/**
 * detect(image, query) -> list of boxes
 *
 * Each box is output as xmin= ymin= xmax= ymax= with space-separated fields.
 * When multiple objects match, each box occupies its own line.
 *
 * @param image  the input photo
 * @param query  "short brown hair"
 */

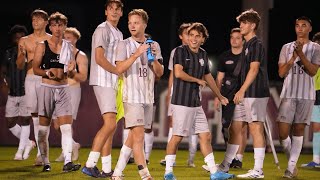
xmin=178 ymin=22 xmax=192 ymax=36
xmin=49 ymin=12 xmax=68 ymax=26
xmin=105 ymin=0 xmax=123 ymax=10
xmin=236 ymin=8 xmax=260 ymax=30
xmin=31 ymin=9 xmax=49 ymax=21
xmin=187 ymin=22 xmax=209 ymax=42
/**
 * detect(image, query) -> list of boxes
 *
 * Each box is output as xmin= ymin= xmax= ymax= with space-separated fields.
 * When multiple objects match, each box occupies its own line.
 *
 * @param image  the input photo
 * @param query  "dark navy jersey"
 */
xmin=40 ymin=40 xmax=64 ymax=70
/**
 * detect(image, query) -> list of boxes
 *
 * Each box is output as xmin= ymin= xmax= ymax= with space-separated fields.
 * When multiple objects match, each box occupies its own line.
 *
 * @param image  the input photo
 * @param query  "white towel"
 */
xmin=60 ymin=39 xmax=73 ymax=72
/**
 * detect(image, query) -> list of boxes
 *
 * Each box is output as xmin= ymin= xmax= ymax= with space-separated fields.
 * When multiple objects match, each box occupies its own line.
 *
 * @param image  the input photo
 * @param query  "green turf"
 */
xmin=0 ymin=147 xmax=318 ymax=179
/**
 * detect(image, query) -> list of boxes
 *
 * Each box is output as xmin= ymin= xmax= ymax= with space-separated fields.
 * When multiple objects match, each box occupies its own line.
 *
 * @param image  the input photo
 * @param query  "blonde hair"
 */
xmin=65 ymin=27 xmax=81 ymax=40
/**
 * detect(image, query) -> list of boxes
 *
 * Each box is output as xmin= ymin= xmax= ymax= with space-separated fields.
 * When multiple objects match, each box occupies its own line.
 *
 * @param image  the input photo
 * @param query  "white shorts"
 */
xmin=5 ymin=95 xmax=30 ymax=117
xmin=171 ymin=104 xmax=209 ymax=137
xmin=25 ymin=74 xmax=41 ymax=114
xmin=124 ymin=103 xmax=153 ymax=129
xmin=70 ymin=86 xmax=81 ymax=120
xmin=93 ymin=86 xmax=117 ymax=114
xmin=277 ymin=98 xmax=314 ymax=125
xmin=233 ymin=97 xmax=269 ymax=123
xmin=38 ymin=84 xmax=72 ymax=119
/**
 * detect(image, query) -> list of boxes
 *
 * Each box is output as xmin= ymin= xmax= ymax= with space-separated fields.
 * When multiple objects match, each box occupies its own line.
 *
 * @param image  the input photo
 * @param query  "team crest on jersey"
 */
xmin=199 ymin=58 xmax=204 ymax=66
xmin=245 ymin=48 xmax=248 ymax=56
xmin=226 ymin=60 xmax=234 ymax=64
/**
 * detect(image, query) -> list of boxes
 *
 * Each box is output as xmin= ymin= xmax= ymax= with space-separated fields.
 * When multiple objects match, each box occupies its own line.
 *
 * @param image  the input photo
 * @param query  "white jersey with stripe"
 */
xmin=116 ymin=37 xmax=162 ymax=104
xmin=89 ymin=21 xmax=123 ymax=89
xmin=279 ymin=41 xmax=320 ymax=100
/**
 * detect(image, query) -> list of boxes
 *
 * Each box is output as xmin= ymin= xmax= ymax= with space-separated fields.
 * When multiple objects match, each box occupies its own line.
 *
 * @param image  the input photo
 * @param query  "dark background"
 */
xmin=0 ymin=0 xmax=319 ymax=81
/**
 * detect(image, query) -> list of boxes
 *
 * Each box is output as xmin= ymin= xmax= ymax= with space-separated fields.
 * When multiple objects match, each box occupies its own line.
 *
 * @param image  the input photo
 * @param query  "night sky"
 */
xmin=1 ymin=0 xmax=318 ymax=81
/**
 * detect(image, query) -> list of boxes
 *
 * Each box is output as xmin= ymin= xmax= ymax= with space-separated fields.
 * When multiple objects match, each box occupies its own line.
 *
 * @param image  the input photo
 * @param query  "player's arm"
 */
xmin=295 ymin=42 xmax=319 ymax=76
xmin=204 ymin=73 xmax=228 ymax=106
xmin=116 ymin=42 xmax=149 ymax=74
xmin=32 ymin=42 xmax=47 ymax=77
xmin=16 ymin=38 xmax=26 ymax=70
xmin=174 ymin=64 xmax=206 ymax=86
xmin=95 ymin=46 xmax=119 ymax=75
xmin=68 ymin=51 xmax=88 ymax=82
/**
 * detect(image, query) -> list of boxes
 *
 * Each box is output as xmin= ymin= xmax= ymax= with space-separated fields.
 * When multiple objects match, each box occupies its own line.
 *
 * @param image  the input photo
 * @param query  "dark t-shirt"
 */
xmin=171 ymin=45 xmax=210 ymax=107
xmin=217 ymin=49 xmax=240 ymax=100
xmin=3 ymin=46 xmax=26 ymax=96
xmin=239 ymin=36 xmax=270 ymax=98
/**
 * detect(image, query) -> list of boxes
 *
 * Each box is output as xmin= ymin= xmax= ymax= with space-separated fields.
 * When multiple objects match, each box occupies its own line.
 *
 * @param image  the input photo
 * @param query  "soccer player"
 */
xmin=277 ymin=16 xmax=320 ymax=178
xmin=160 ymin=22 xmax=199 ymax=168
xmin=16 ymin=9 xmax=51 ymax=166
xmin=112 ymin=9 xmax=163 ymax=180
xmin=32 ymin=11 xmax=81 ymax=172
xmin=218 ymin=9 xmax=270 ymax=179
xmin=163 ymin=22 xmax=233 ymax=180
xmin=81 ymin=0 xmax=124 ymax=178
xmin=54 ymin=27 xmax=88 ymax=162
xmin=1 ymin=24 xmax=35 ymax=160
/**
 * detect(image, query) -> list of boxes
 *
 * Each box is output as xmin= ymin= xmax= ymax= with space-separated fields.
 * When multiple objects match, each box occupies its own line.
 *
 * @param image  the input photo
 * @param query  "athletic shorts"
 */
xmin=233 ymin=97 xmax=269 ymax=123
xmin=38 ymin=84 xmax=72 ymax=119
xmin=5 ymin=95 xmax=30 ymax=117
xmin=277 ymin=98 xmax=314 ymax=125
xmin=93 ymin=86 xmax=117 ymax=114
xmin=171 ymin=104 xmax=209 ymax=137
xmin=24 ymin=74 xmax=41 ymax=114
xmin=124 ymin=103 xmax=153 ymax=129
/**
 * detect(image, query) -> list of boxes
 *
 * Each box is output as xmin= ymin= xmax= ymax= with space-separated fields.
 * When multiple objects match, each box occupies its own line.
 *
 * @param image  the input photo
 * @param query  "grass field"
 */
xmin=0 ymin=147 xmax=319 ymax=179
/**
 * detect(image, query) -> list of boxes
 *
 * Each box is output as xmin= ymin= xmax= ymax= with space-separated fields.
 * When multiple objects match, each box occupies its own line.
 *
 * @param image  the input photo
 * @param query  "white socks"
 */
xmin=288 ymin=136 xmax=303 ymax=173
xmin=38 ymin=125 xmax=50 ymax=165
xmin=144 ymin=131 xmax=154 ymax=161
xmin=60 ymin=124 xmax=73 ymax=165
xmin=32 ymin=117 xmax=41 ymax=156
xmin=204 ymin=153 xmax=218 ymax=174
xmin=18 ymin=125 xmax=30 ymax=151
xmin=188 ymin=134 xmax=198 ymax=162
xmin=281 ymin=136 xmax=292 ymax=159
xmin=221 ymin=144 xmax=239 ymax=171
xmin=253 ymin=147 xmax=265 ymax=171
xmin=86 ymin=151 xmax=100 ymax=168
xmin=113 ymin=145 xmax=133 ymax=176
xmin=9 ymin=124 xmax=21 ymax=139
xmin=101 ymin=155 xmax=112 ymax=173
xmin=165 ymin=154 xmax=176 ymax=175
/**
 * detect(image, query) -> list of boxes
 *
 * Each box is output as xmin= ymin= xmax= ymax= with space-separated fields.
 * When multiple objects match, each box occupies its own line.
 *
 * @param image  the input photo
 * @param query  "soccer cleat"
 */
xmin=72 ymin=142 xmax=80 ymax=161
xmin=283 ymin=169 xmax=296 ymax=179
xmin=34 ymin=155 xmax=44 ymax=166
xmin=230 ymin=158 xmax=242 ymax=168
xmin=63 ymin=162 xmax=81 ymax=172
xmin=42 ymin=164 xmax=51 ymax=172
xmin=143 ymin=175 xmax=153 ymax=180
xmin=14 ymin=152 xmax=23 ymax=160
xmin=202 ymin=164 xmax=210 ymax=172
xmin=237 ymin=169 xmax=264 ymax=179
xmin=146 ymin=159 xmax=150 ymax=165
xmin=82 ymin=166 xmax=101 ymax=178
xmin=164 ymin=172 xmax=176 ymax=180
xmin=187 ymin=160 xmax=196 ymax=167
xmin=112 ymin=176 xmax=124 ymax=180
xmin=100 ymin=170 xmax=114 ymax=178
xmin=23 ymin=140 xmax=36 ymax=160
xmin=210 ymin=171 xmax=235 ymax=180
xmin=55 ymin=152 xmax=64 ymax=162
xmin=301 ymin=161 xmax=320 ymax=168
